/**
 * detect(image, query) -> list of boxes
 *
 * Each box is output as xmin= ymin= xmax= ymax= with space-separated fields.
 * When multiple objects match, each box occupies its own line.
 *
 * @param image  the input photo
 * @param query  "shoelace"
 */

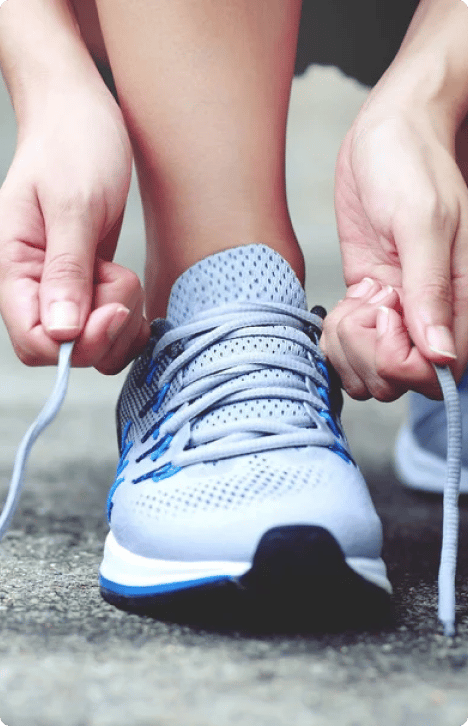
xmin=0 ymin=341 xmax=74 ymax=540
xmin=136 ymin=302 xmax=345 ymax=469
xmin=0 ymin=339 xmax=462 ymax=635
xmin=433 ymin=364 xmax=462 ymax=637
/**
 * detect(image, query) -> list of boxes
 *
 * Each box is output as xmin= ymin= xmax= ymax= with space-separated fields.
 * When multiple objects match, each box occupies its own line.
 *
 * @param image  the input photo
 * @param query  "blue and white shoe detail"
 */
xmin=99 ymin=245 xmax=392 ymax=629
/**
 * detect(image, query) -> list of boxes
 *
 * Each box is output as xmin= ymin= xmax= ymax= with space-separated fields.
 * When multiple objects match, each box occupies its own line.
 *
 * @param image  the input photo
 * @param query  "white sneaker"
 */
xmin=99 ymin=245 xmax=392 ymax=630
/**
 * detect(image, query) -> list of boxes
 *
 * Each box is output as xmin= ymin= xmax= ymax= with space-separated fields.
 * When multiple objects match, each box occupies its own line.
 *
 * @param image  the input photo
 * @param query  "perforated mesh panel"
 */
xmin=129 ymin=452 xmax=324 ymax=520
xmin=166 ymin=244 xmax=306 ymax=327
xmin=161 ymin=247 xmax=310 ymax=435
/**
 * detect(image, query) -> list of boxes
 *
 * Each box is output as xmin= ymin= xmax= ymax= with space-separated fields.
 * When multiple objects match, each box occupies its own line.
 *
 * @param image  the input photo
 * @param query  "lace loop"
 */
xmin=136 ymin=302 xmax=350 ymax=472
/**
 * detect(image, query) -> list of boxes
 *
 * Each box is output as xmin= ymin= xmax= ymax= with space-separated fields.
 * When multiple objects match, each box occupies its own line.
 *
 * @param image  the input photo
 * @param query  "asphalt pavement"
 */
xmin=0 ymin=65 xmax=468 ymax=726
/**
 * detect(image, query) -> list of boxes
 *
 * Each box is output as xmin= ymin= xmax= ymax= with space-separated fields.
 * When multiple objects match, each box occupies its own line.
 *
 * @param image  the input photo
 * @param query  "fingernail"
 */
xmin=48 ymin=301 xmax=80 ymax=331
xmin=347 ymin=277 xmax=375 ymax=298
xmin=107 ymin=306 xmax=130 ymax=341
xmin=369 ymin=286 xmax=393 ymax=304
xmin=426 ymin=325 xmax=457 ymax=359
xmin=376 ymin=306 xmax=389 ymax=338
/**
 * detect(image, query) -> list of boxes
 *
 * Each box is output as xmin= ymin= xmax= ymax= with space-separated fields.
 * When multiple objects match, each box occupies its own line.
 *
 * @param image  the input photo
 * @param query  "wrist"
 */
xmin=360 ymin=0 xmax=468 ymax=136
xmin=0 ymin=0 xmax=107 ymax=124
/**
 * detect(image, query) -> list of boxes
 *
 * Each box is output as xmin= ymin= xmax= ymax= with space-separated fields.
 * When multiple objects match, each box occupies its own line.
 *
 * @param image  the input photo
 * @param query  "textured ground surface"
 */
xmin=1 ymin=65 xmax=468 ymax=726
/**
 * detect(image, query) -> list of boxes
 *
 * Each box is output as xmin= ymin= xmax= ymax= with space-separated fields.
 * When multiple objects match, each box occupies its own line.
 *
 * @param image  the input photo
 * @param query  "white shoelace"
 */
xmin=0 ymin=341 xmax=74 ymax=540
xmin=141 ymin=303 xmax=340 ymax=468
xmin=0 ymin=341 xmax=462 ymax=635
xmin=433 ymin=364 xmax=462 ymax=637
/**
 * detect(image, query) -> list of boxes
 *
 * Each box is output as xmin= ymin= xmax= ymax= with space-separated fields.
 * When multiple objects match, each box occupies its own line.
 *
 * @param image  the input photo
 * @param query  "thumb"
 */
xmin=40 ymin=210 xmax=97 ymax=341
xmin=398 ymin=221 xmax=457 ymax=365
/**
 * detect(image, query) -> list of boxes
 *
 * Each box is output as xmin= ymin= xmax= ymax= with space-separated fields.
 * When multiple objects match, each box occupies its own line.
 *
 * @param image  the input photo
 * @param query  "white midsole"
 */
xmin=394 ymin=425 xmax=468 ymax=495
xmin=99 ymin=531 xmax=392 ymax=594
xmin=100 ymin=531 xmax=250 ymax=587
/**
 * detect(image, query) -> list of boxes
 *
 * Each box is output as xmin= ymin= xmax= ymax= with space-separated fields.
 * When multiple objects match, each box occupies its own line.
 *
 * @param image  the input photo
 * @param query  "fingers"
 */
xmin=39 ymin=198 xmax=101 ymax=341
xmin=36 ymin=193 xmax=149 ymax=368
xmin=322 ymin=279 xmax=398 ymax=399
xmin=322 ymin=279 xmax=441 ymax=400
xmin=449 ymin=206 xmax=468 ymax=381
xmin=395 ymin=193 xmax=459 ymax=366
xmin=0 ymin=276 xmax=61 ymax=366
xmin=0 ymin=241 xmax=149 ymax=371
xmin=69 ymin=259 xmax=151 ymax=373
xmin=374 ymin=306 xmax=438 ymax=396
xmin=0 ymin=179 xmax=59 ymax=365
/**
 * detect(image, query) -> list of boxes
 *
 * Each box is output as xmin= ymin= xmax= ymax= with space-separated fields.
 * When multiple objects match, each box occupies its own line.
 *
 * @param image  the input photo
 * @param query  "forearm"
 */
xmin=361 ymin=0 xmax=468 ymax=133
xmin=0 ymin=0 xmax=105 ymax=123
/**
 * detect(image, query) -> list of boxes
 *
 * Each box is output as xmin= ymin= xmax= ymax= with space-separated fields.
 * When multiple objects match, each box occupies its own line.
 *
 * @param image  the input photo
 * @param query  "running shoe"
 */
xmin=394 ymin=372 xmax=468 ymax=494
xmin=99 ymin=244 xmax=392 ymax=630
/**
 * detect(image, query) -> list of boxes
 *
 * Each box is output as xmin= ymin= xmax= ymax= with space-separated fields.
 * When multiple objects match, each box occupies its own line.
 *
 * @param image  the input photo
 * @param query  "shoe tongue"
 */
xmin=166 ymin=244 xmax=307 ymax=326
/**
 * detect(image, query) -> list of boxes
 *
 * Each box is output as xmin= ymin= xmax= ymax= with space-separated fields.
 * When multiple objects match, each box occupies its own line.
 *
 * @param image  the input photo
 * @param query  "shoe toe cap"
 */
xmin=109 ymin=448 xmax=383 ymax=562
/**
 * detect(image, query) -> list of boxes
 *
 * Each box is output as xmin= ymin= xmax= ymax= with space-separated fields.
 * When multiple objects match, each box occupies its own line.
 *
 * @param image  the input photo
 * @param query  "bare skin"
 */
xmin=92 ymin=0 xmax=304 ymax=319
xmin=0 ymin=0 xmax=149 ymax=372
xmin=70 ymin=0 xmax=109 ymax=67
xmin=2 ymin=0 xmax=468 ymax=405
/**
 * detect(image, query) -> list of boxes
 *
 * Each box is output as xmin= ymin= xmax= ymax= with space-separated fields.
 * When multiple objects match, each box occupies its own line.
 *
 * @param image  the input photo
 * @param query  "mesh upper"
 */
xmin=109 ymin=245 xmax=383 ymax=562
xmin=114 ymin=247 xmax=340 ymax=518
xmin=118 ymin=245 xmax=312 ymax=446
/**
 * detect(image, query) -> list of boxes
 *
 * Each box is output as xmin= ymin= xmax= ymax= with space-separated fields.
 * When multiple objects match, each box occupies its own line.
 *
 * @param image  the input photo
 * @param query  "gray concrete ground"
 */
xmin=1 ymin=66 xmax=468 ymax=726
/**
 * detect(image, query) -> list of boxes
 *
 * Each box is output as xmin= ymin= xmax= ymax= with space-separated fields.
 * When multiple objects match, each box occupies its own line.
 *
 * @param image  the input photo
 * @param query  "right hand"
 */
xmin=322 ymin=109 xmax=468 ymax=401
xmin=0 ymin=83 xmax=150 ymax=374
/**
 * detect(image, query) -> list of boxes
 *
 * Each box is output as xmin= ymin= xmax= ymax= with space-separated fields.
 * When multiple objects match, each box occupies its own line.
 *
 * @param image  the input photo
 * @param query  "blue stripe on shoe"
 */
xmin=99 ymin=574 xmax=233 ymax=597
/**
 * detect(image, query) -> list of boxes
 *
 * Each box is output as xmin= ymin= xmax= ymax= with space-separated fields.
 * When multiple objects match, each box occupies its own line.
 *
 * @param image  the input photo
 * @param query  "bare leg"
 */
xmin=93 ymin=0 xmax=303 ymax=318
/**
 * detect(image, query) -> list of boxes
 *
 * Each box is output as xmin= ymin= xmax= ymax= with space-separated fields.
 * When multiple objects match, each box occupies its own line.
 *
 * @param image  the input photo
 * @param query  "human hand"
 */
xmin=322 ymin=108 xmax=468 ymax=400
xmin=0 ymin=84 xmax=150 ymax=373
xmin=321 ymin=279 xmax=442 ymax=401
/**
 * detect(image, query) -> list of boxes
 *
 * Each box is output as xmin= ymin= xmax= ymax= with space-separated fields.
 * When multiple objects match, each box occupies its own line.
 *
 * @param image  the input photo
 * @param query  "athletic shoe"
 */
xmin=394 ymin=370 xmax=468 ymax=494
xmin=99 ymin=244 xmax=392 ymax=630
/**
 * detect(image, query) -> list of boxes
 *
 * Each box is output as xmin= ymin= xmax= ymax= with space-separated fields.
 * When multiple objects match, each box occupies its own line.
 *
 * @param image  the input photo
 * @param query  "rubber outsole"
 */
xmin=100 ymin=525 xmax=392 ymax=633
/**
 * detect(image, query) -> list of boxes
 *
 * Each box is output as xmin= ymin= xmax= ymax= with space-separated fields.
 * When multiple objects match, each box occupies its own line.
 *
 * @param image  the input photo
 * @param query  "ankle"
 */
xmin=144 ymin=237 xmax=305 ymax=320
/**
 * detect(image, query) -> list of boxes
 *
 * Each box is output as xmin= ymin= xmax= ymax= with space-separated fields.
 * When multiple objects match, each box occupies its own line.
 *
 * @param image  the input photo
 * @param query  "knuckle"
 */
xmin=96 ymin=358 xmax=124 ymax=376
xmin=411 ymin=191 xmax=455 ymax=233
xmin=428 ymin=199 xmax=456 ymax=235
xmin=344 ymin=382 xmax=370 ymax=401
xmin=338 ymin=370 xmax=369 ymax=400
xmin=121 ymin=267 xmax=143 ymax=296
xmin=368 ymin=377 xmax=397 ymax=402
xmin=53 ymin=189 xmax=102 ymax=218
xmin=404 ymin=261 xmax=452 ymax=306
xmin=108 ymin=265 xmax=143 ymax=302
xmin=415 ymin=276 xmax=452 ymax=305
xmin=337 ymin=314 xmax=354 ymax=341
xmin=375 ymin=356 xmax=394 ymax=380
xmin=43 ymin=253 xmax=89 ymax=283
xmin=13 ymin=342 xmax=41 ymax=367
xmin=122 ymin=266 xmax=140 ymax=286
